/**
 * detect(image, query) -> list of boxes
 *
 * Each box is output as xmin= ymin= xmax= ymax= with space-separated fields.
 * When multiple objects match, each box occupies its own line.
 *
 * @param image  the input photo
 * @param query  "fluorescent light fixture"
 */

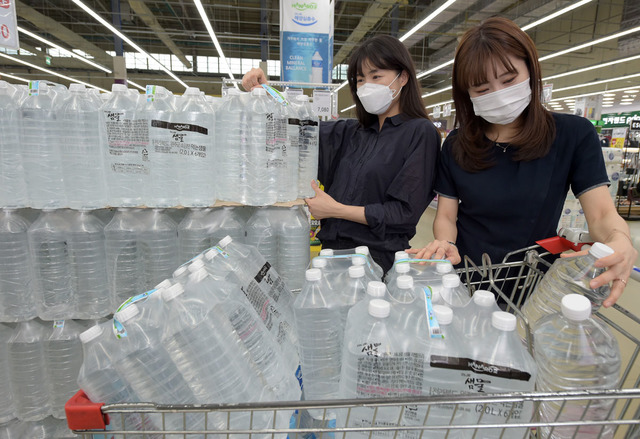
xmin=425 ymin=99 xmax=454 ymax=109
xmin=127 ymin=80 xmax=146 ymax=91
xmin=625 ymin=89 xmax=639 ymax=93
xmin=71 ymin=0 xmax=187 ymax=88
xmin=335 ymin=81 xmax=349 ymax=92
xmin=192 ymin=0 xmax=235 ymax=84
xmin=0 ymin=52 xmax=108 ymax=92
xmin=400 ymin=0 xmax=457 ymax=42
xmin=340 ymin=104 xmax=356 ymax=113
xmin=603 ymin=93 xmax=616 ymax=97
xmin=521 ymin=0 xmax=593 ymax=31
xmin=18 ymin=26 xmax=112 ymax=74
xmin=539 ymin=25 xmax=640 ymax=62
xmin=417 ymin=59 xmax=454 ymax=80
xmin=0 ymin=71 xmax=29 ymax=83
xmin=552 ymin=73 xmax=640 ymax=93
xmin=549 ymin=84 xmax=640 ymax=102
xmin=422 ymin=85 xmax=452 ymax=98
xmin=620 ymin=102 xmax=633 ymax=105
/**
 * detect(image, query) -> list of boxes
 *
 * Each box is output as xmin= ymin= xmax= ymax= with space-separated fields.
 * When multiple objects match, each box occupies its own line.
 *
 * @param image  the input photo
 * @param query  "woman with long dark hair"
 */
xmin=243 ymin=35 xmax=440 ymax=273
xmin=410 ymin=17 xmax=636 ymax=306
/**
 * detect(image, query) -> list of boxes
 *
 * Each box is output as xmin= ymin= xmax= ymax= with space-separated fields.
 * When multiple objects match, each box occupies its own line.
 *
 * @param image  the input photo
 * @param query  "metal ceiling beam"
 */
xmin=15 ymin=0 xmax=114 ymax=69
xmin=127 ymin=0 xmax=192 ymax=68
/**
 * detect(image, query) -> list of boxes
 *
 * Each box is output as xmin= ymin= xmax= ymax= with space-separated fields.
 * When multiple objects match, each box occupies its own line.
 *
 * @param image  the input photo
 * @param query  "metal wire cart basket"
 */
xmin=65 ymin=245 xmax=640 ymax=438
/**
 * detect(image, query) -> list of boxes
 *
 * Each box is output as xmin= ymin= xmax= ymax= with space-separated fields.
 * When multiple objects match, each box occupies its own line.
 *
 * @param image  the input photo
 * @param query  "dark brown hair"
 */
xmin=347 ymin=35 xmax=430 ymax=126
xmin=452 ymin=16 xmax=555 ymax=172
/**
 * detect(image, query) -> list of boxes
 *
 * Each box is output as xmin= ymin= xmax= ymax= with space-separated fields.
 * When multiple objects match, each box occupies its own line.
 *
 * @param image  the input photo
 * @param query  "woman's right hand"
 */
xmin=242 ymin=68 xmax=268 ymax=91
xmin=407 ymin=240 xmax=462 ymax=264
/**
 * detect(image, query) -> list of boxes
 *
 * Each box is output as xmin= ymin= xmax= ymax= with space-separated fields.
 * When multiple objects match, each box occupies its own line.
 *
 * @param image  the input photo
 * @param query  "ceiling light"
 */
xmin=603 ymin=104 xmax=613 ymax=107
xmin=400 ymin=0 xmax=457 ymax=42
xmin=0 ymin=52 xmax=108 ymax=92
xmin=71 ymin=0 xmax=187 ymax=88
xmin=0 ymin=71 xmax=29 ymax=83
xmin=340 ymin=104 xmax=356 ymax=113
xmin=18 ymin=26 xmax=112 ymax=74
xmin=603 ymin=93 xmax=616 ymax=97
xmin=425 ymin=99 xmax=454 ymax=110
xmin=550 ymin=84 xmax=640 ymax=102
xmin=422 ymin=85 xmax=452 ymax=98
xmin=625 ymin=89 xmax=639 ymax=93
xmin=620 ymin=102 xmax=633 ymax=105
xmin=521 ymin=0 xmax=593 ymax=31
xmin=417 ymin=59 xmax=454 ymax=80
xmin=539 ymin=25 xmax=640 ymax=62
xmin=552 ymin=73 xmax=640 ymax=93
xmin=192 ymin=0 xmax=235 ymax=84
xmin=127 ymin=80 xmax=146 ymax=91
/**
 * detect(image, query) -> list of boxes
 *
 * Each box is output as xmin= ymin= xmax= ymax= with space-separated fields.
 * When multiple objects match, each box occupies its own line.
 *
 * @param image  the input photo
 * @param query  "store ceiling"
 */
xmin=2 ymin=0 xmax=640 ymax=113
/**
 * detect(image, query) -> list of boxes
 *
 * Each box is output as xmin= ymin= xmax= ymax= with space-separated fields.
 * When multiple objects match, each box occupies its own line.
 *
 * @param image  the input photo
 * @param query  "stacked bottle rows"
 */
xmin=0 ymin=79 xmax=319 ymax=210
xmin=76 ymin=236 xmax=300 ymax=435
xmin=0 ymin=205 xmax=309 ymax=323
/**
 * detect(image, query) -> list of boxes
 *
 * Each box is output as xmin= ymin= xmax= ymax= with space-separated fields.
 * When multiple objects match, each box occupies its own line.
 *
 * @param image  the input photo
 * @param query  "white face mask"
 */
xmin=470 ymin=78 xmax=532 ymax=125
xmin=356 ymin=73 xmax=402 ymax=115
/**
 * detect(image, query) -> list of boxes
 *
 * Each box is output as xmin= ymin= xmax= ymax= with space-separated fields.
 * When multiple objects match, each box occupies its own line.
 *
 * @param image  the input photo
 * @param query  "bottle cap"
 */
xmin=114 ymin=304 xmax=139 ymax=323
xmin=473 ymin=290 xmax=496 ymax=307
xmin=69 ymin=83 xmax=84 ymax=91
xmin=319 ymin=248 xmax=334 ymax=256
xmin=367 ymin=281 xmax=387 ymax=297
xmin=112 ymin=84 xmax=127 ymax=92
xmin=561 ymin=294 xmax=591 ymax=321
xmin=433 ymin=305 xmax=453 ymax=325
xmin=491 ymin=311 xmax=516 ymax=331
xmin=352 ymin=256 xmax=366 ymax=266
xmin=436 ymin=262 xmax=453 ymax=274
xmin=311 ymin=257 xmax=327 ymax=268
xmin=251 ymin=88 xmax=266 ymax=96
xmin=394 ymin=263 xmax=410 ymax=274
xmin=349 ymin=265 xmax=365 ymax=278
xmin=173 ymin=266 xmax=188 ymax=278
xmin=155 ymin=279 xmax=172 ymax=290
xmin=305 ymin=268 xmax=322 ymax=282
xmin=396 ymin=275 xmax=413 ymax=289
xmin=355 ymin=246 xmax=370 ymax=256
xmin=369 ymin=299 xmax=390 ymax=318
xmin=395 ymin=251 xmax=409 ymax=261
xmin=442 ymin=274 xmax=461 ymax=288
xmin=189 ymin=268 xmax=208 ymax=283
xmin=79 ymin=324 xmax=104 ymax=343
xmin=162 ymin=283 xmax=185 ymax=302
xmin=204 ymin=248 xmax=217 ymax=261
xmin=589 ymin=242 xmax=614 ymax=259
xmin=218 ymin=235 xmax=232 ymax=247
xmin=184 ymin=87 xmax=200 ymax=96
xmin=188 ymin=259 xmax=205 ymax=272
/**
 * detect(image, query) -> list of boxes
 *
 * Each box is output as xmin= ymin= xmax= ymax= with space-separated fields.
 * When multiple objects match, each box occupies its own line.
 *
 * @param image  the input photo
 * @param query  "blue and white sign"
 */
xmin=280 ymin=0 xmax=334 ymax=84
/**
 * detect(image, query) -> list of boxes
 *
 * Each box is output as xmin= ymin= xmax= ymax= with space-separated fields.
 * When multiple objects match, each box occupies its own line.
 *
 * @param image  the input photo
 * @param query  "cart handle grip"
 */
xmin=65 ymin=390 xmax=110 ymax=431
xmin=536 ymin=236 xmax=589 ymax=254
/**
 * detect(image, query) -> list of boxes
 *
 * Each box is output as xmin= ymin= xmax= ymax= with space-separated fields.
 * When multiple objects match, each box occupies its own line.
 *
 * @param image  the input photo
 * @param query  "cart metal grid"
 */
xmin=66 ymin=247 xmax=640 ymax=438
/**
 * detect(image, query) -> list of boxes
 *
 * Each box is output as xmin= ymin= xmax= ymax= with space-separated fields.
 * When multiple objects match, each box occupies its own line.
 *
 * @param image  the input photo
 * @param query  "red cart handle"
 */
xmin=65 ymin=390 xmax=110 ymax=431
xmin=536 ymin=236 xmax=590 ymax=254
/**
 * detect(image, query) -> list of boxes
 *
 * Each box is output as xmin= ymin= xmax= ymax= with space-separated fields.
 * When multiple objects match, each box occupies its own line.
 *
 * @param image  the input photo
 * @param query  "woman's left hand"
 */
xmin=305 ymin=180 xmax=342 ymax=220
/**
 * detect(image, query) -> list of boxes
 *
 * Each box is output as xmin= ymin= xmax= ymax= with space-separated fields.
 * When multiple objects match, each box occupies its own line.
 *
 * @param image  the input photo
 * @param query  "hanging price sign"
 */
xmin=312 ymin=89 xmax=331 ymax=117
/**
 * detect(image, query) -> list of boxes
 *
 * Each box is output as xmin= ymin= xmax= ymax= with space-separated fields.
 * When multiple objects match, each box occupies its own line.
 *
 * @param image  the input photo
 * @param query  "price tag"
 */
xmin=312 ymin=89 xmax=331 ymax=117
xmin=433 ymin=105 xmax=441 ymax=119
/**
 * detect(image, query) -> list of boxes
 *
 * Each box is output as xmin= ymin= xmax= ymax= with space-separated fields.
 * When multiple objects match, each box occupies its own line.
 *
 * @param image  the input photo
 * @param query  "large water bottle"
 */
xmin=246 ymin=207 xmax=278 ymax=264
xmin=0 ymin=81 xmax=27 ymax=208
xmin=533 ymin=294 xmax=621 ymax=439
xmin=296 ymin=95 xmax=319 ymax=198
xmin=520 ymin=243 xmax=614 ymax=337
xmin=439 ymin=274 xmax=471 ymax=309
xmin=139 ymin=209 xmax=178 ymax=289
xmin=387 ymin=275 xmax=429 ymax=337
xmin=174 ymin=87 xmax=216 ymax=207
xmin=100 ymin=83 xmax=147 ymax=207
xmin=457 ymin=290 xmax=500 ymax=345
xmin=143 ymin=85 xmax=179 ymax=208
xmin=246 ymin=88 xmax=277 ymax=206
xmin=7 ymin=320 xmax=51 ymax=421
xmin=0 ymin=209 xmax=37 ymax=322
xmin=43 ymin=319 xmax=83 ymax=419
xmin=355 ymin=246 xmax=384 ymax=280
xmin=178 ymin=207 xmax=242 ymax=263
xmin=277 ymin=206 xmax=310 ymax=291
xmin=216 ymin=88 xmax=247 ymax=203
xmin=59 ymin=83 xmax=108 ymax=210
xmin=28 ymin=209 xmax=75 ymax=321
xmin=277 ymin=101 xmax=300 ymax=202
xmin=20 ymin=81 xmax=66 ymax=209
xmin=67 ymin=210 xmax=111 ymax=319
xmin=0 ymin=323 xmax=15 ymax=423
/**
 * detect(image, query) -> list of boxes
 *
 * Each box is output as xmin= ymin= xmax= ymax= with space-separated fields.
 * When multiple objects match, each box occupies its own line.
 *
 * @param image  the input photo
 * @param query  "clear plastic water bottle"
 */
xmin=7 ymin=319 xmax=51 ymax=421
xmin=28 ymin=209 xmax=75 ymax=321
xmin=143 ymin=85 xmax=179 ymax=208
xmin=277 ymin=100 xmax=300 ymax=202
xmin=216 ymin=88 xmax=247 ymax=203
xmin=0 ymin=323 xmax=16 ymax=423
xmin=355 ymin=246 xmax=384 ymax=279
xmin=296 ymin=95 xmax=319 ymax=198
xmin=246 ymin=207 xmax=279 ymax=265
xmin=43 ymin=319 xmax=83 ymax=419
xmin=67 ymin=210 xmax=111 ymax=319
xmin=0 ymin=81 xmax=27 ymax=208
xmin=384 ymin=259 xmax=411 ymax=289
xmin=20 ymin=81 xmax=66 ymax=209
xmin=440 ymin=274 xmax=471 ymax=309
xmin=533 ymin=294 xmax=621 ymax=439
xmin=59 ymin=83 xmax=108 ymax=210
xmin=0 ymin=209 xmax=37 ymax=322
xmin=174 ymin=87 xmax=216 ymax=207
xmin=0 ymin=417 xmax=26 ymax=438
xmin=138 ymin=209 xmax=178 ymax=290
xmin=246 ymin=88 xmax=277 ymax=206
xmin=277 ymin=206 xmax=310 ymax=291
xmin=351 ymin=254 xmax=383 ymax=283
xmin=387 ymin=275 xmax=429 ymax=338
xmin=520 ymin=243 xmax=614 ymax=337
xmin=100 ymin=83 xmax=146 ymax=207
xmin=342 ymin=281 xmax=388 ymax=340
xmin=457 ymin=290 xmax=500 ymax=344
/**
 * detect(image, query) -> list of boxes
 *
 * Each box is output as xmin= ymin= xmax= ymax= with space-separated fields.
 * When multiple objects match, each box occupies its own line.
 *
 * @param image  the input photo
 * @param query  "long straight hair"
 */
xmin=347 ymin=35 xmax=430 ymax=126
xmin=452 ymin=17 xmax=555 ymax=172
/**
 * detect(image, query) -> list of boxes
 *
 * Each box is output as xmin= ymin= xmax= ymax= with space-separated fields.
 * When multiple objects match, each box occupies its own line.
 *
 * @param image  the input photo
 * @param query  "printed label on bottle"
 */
xmin=261 ymin=84 xmax=289 ymax=105
xmin=215 ymin=246 xmax=229 ymax=258
xmin=53 ymin=320 xmax=65 ymax=329
xmin=423 ymin=287 xmax=443 ymax=339
xmin=356 ymin=353 xmax=425 ymax=398
xmin=28 ymin=80 xmax=40 ymax=96
xmin=116 ymin=289 xmax=157 ymax=313
xmin=430 ymin=355 xmax=532 ymax=381
xmin=146 ymin=85 xmax=156 ymax=102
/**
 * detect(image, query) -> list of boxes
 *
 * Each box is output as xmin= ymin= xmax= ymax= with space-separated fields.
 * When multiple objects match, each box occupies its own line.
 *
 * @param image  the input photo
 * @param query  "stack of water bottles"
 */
xmin=0 ymin=79 xmax=319 ymax=209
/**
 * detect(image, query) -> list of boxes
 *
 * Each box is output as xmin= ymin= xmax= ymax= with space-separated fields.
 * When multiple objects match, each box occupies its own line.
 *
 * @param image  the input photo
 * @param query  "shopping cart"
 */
xmin=65 ymin=242 xmax=640 ymax=438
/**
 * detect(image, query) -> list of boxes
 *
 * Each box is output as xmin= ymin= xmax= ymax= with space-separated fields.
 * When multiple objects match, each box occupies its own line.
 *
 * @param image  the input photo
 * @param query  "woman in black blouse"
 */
xmin=243 ymin=35 xmax=440 ymax=274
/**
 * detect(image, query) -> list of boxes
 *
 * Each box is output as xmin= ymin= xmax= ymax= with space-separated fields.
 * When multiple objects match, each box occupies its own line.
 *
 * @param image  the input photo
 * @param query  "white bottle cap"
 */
xmin=396 ymin=275 xmax=414 ymax=289
xmin=349 ymin=265 xmax=365 ymax=278
xmin=367 ymin=281 xmax=387 ymax=298
xmin=311 ymin=257 xmax=327 ymax=268
xmin=296 ymin=95 xmax=309 ymax=102
xmin=173 ymin=266 xmax=188 ymax=278
xmin=436 ymin=262 xmax=453 ymax=274
xmin=112 ymin=84 xmax=127 ymax=92
xmin=69 ymin=83 xmax=84 ymax=91
xmin=79 ymin=324 xmax=104 ymax=343
xmin=155 ymin=279 xmax=173 ymax=290
xmin=305 ymin=268 xmax=322 ymax=282
xmin=369 ymin=299 xmax=390 ymax=318
xmin=162 ymin=283 xmax=185 ymax=302
xmin=114 ymin=304 xmax=140 ymax=323
xmin=251 ymin=88 xmax=266 ymax=96
xmin=561 ymin=294 xmax=592 ymax=321
xmin=352 ymin=256 xmax=366 ymax=266
xmin=189 ymin=268 xmax=208 ymax=283
xmin=492 ymin=311 xmax=516 ymax=331
xmin=588 ymin=242 xmax=614 ymax=259
xmin=319 ymin=248 xmax=334 ymax=256
xmin=204 ymin=248 xmax=217 ymax=261
xmin=394 ymin=263 xmax=410 ymax=274
xmin=442 ymin=274 xmax=461 ymax=288
xmin=188 ymin=259 xmax=205 ymax=272
xmin=218 ymin=235 xmax=232 ymax=247
xmin=473 ymin=290 xmax=496 ymax=307
xmin=355 ymin=246 xmax=370 ymax=256
xmin=433 ymin=305 xmax=453 ymax=325
xmin=184 ymin=87 xmax=200 ymax=96
xmin=395 ymin=251 xmax=409 ymax=261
